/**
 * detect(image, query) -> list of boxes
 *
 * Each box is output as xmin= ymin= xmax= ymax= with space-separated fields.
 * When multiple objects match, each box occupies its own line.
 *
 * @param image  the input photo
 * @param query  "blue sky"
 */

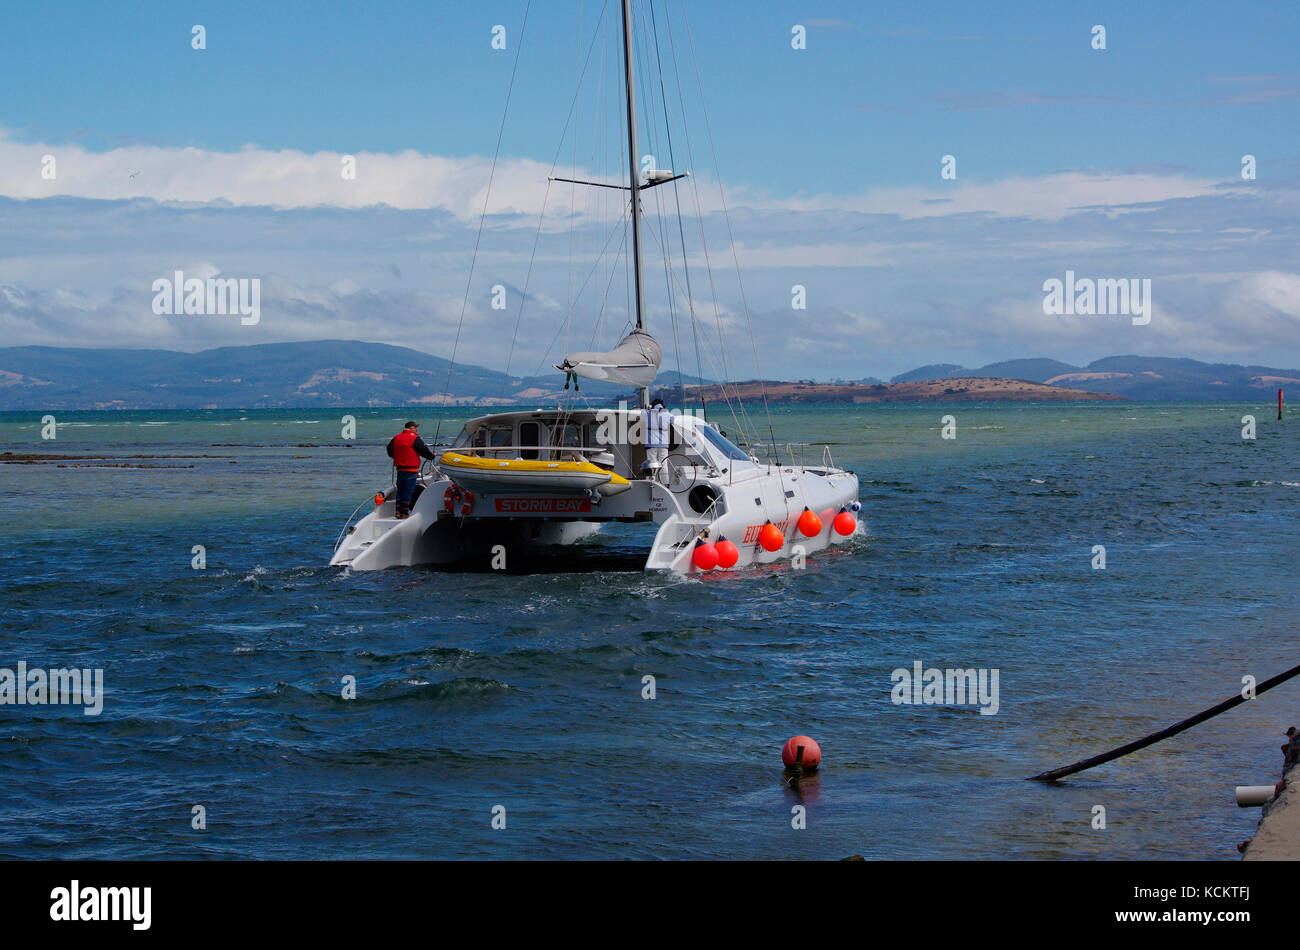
xmin=1 ymin=0 xmax=1298 ymax=381
xmin=6 ymin=1 xmax=1296 ymax=189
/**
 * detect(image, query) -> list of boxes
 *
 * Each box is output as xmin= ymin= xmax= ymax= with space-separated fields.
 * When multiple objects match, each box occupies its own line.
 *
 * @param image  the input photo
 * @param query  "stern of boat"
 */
xmin=645 ymin=465 xmax=861 ymax=574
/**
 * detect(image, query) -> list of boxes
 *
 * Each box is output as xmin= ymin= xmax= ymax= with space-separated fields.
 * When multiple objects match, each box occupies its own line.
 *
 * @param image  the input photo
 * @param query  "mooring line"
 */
xmin=1029 ymin=660 xmax=1300 ymax=782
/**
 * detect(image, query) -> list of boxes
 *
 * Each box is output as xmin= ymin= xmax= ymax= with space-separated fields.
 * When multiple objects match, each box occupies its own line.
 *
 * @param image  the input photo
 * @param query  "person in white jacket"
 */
xmin=643 ymin=398 xmax=674 ymax=483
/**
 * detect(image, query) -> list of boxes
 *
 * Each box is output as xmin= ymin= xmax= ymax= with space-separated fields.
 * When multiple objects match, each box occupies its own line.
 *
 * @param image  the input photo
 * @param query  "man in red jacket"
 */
xmin=386 ymin=421 xmax=436 ymax=518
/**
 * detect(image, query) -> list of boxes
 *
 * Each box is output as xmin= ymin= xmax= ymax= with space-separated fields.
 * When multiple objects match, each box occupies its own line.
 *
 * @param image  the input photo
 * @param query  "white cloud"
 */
xmin=1 ymin=132 xmax=1241 ymax=224
xmin=1 ymin=135 xmax=1298 ymax=377
xmin=753 ymin=171 xmax=1237 ymax=222
xmin=2 ymin=134 xmax=562 ymax=219
xmin=1239 ymin=270 xmax=1300 ymax=318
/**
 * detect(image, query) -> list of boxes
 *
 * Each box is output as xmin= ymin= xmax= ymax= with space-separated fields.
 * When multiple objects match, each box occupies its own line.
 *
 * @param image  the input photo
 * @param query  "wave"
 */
xmin=246 ymin=676 xmax=512 ymax=709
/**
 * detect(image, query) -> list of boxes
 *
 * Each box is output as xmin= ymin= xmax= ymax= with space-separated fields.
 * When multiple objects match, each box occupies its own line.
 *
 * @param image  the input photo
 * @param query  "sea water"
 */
xmin=1 ymin=401 xmax=1297 ymax=859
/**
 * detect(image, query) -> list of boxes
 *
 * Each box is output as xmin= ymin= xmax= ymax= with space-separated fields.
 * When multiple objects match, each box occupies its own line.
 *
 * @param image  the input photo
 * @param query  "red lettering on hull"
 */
xmin=743 ymin=518 xmax=790 ymax=543
xmin=494 ymin=497 xmax=593 ymax=514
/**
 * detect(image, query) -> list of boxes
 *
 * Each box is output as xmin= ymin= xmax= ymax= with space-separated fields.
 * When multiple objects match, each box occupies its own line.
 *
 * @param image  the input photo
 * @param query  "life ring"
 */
xmin=443 ymin=485 xmax=461 ymax=512
xmin=459 ymin=490 xmax=475 ymax=516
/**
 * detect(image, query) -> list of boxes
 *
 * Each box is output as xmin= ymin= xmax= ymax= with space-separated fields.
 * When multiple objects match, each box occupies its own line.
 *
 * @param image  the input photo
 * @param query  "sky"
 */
xmin=1 ymin=0 xmax=1298 ymax=382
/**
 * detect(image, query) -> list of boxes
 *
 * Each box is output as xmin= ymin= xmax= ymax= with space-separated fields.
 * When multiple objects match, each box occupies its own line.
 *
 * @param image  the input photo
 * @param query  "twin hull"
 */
xmin=331 ymin=465 xmax=860 ymax=574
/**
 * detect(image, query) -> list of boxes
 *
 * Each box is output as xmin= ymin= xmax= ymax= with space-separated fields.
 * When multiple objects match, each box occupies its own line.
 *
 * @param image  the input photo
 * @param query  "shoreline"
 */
xmin=1240 ymin=728 xmax=1300 ymax=860
xmin=659 ymin=376 xmax=1123 ymax=404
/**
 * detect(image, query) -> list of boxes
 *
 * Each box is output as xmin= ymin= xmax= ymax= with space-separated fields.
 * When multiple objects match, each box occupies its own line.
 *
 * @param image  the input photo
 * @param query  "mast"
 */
xmin=620 ymin=0 xmax=650 ymax=409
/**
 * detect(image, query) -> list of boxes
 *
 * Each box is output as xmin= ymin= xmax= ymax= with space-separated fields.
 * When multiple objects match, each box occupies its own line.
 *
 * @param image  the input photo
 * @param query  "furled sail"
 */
xmin=556 ymin=328 xmax=662 ymax=388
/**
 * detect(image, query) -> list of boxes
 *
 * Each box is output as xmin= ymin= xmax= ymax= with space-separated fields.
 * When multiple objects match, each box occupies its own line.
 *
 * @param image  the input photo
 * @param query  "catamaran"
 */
xmin=329 ymin=0 xmax=860 ymax=574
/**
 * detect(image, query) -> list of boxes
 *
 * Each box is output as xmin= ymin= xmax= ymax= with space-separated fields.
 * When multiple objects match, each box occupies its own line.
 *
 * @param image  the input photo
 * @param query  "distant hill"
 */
xmin=965 ymin=358 xmax=1081 ymax=383
xmin=3 ymin=342 xmax=1298 ymax=409
xmin=677 ymin=377 xmax=1121 ymax=404
xmin=890 ymin=363 xmax=965 ymax=383
xmin=888 ymin=355 xmax=1300 ymax=400
xmin=0 ymin=341 xmax=707 ymax=410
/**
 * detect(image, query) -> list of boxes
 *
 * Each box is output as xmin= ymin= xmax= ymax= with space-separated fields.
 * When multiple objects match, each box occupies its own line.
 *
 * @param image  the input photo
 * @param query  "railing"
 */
xmin=451 ymin=444 xmax=613 ymax=458
xmin=333 ymin=495 xmax=377 ymax=554
xmin=697 ymin=490 xmax=724 ymax=524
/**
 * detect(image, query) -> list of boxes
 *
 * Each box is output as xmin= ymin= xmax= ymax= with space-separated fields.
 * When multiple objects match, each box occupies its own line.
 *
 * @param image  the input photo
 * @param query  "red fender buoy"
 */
xmin=758 ymin=521 xmax=784 ymax=552
xmin=832 ymin=509 xmax=857 ymax=536
xmin=782 ymin=735 xmax=822 ymax=771
xmin=692 ymin=538 xmax=718 ymax=571
xmin=797 ymin=507 xmax=823 ymax=538
xmin=714 ymin=536 xmax=740 ymax=569
xmin=373 ymin=492 xmax=385 ymax=507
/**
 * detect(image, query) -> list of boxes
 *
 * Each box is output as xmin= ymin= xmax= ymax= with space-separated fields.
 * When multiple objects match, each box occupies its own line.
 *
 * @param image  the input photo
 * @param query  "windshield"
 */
xmin=694 ymin=424 xmax=752 ymax=462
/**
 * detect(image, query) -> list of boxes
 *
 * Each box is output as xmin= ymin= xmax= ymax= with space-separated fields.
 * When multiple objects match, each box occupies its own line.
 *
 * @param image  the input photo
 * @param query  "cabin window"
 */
xmin=543 ymin=423 xmax=580 ymax=461
xmin=519 ymin=422 xmax=540 ymax=460
xmin=487 ymin=426 xmax=513 ymax=458
xmin=695 ymin=424 xmax=752 ymax=462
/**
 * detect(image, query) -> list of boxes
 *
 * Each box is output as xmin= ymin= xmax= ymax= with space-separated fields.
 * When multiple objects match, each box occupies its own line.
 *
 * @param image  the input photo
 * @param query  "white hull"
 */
xmin=331 ymin=496 xmax=602 ymax=571
xmin=331 ymin=410 xmax=860 ymax=574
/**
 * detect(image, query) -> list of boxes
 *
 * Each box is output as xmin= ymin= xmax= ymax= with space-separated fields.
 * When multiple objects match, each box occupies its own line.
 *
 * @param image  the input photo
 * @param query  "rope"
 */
xmin=1030 ymin=661 xmax=1300 ymax=782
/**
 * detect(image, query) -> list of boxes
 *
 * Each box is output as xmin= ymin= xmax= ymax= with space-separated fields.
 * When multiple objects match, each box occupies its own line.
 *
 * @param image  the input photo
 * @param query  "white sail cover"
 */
xmin=556 ymin=328 xmax=662 ymax=387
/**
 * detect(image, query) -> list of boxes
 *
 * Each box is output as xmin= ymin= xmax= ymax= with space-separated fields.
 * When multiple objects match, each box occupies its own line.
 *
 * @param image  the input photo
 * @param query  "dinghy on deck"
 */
xmin=437 ymin=451 xmax=632 ymax=496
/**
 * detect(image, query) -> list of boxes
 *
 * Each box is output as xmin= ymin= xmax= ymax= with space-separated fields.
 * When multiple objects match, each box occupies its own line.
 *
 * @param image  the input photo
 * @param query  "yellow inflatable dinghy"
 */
xmin=438 ymin=451 xmax=631 ymax=495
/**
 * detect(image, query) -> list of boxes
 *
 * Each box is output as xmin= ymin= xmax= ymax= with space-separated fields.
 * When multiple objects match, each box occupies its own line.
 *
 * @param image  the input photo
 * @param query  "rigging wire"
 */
xmin=631 ymin=1 xmax=685 ymax=411
xmin=499 ymin=0 xmax=612 ymax=401
xmin=475 ymin=0 xmax=770 ymax=453
xmin=564 ymin=1 xmax=584 ymax=367
xmin=435 ymin=0 xmax=533 ymax=448
xmin=525 ymin=215 xmax=628 ymax=383
xmin=677 ymin=0 xmax=781 ymax=459
xmin=646 ymin=0 xmax=704 ymax=418
xmin=658 ymin=2 xmax=761 ymax=449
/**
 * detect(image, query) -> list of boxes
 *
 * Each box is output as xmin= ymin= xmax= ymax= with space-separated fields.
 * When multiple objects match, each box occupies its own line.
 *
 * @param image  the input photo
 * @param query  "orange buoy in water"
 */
xmin=758 ymin=521 xmax=784 ymax=552
xmin=692 ymin=538 xmax=719 ymax=571
xmin=797 ymin=507 xmax=823 ymax=537
xmin=714 ymin=536 xmax=740 ymax=568
xmin=782 ymin=735 xmax=822 ymax=771
xmin=833 ymin=509 xmax=857 ymax=536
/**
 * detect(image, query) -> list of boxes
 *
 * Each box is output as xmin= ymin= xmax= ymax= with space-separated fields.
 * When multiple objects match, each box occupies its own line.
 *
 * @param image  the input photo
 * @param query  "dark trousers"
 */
xmin=395 ymin=470 xmax=419 ymax=517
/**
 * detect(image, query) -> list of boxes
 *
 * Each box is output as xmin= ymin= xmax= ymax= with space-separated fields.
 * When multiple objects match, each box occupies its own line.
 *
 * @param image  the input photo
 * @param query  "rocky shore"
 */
xmin=1241 ymin=727 xmax=1300 ymax=860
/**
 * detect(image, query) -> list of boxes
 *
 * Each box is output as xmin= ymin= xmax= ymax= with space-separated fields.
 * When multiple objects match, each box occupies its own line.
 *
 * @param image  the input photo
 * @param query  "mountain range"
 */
xmin=888 ymin=356 xmax=1300 ymax=400
xmin=1 ymin=342 xmax=1297 ymax=409
xmin=0 ymin=340 xmax=701 ymax=410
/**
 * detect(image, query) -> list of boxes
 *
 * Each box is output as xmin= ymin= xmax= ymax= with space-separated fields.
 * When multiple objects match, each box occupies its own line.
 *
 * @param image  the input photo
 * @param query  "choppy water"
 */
xmin=2 ymin=401 xmax=1298 ymax=859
